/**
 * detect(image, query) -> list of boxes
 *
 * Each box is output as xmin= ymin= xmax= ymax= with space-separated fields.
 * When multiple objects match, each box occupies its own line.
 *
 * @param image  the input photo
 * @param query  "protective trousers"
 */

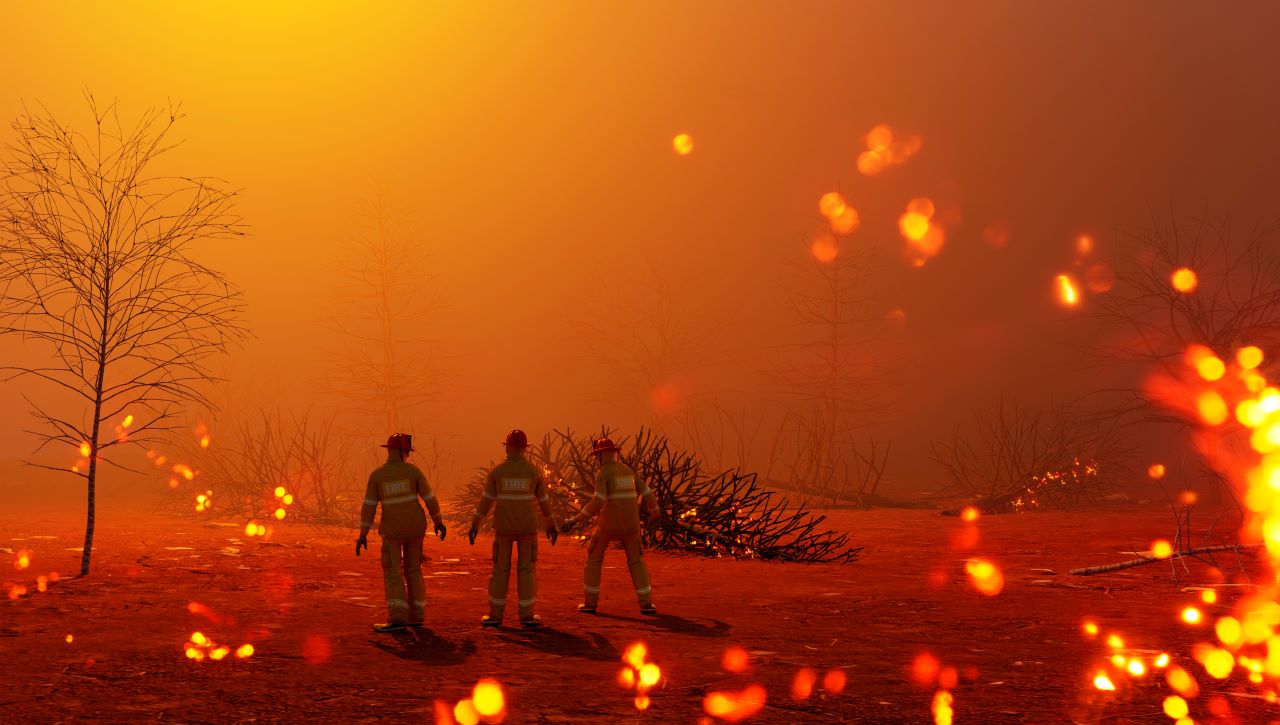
xmin=381 ymin=537 xmax=425 ymax=625
xmin=489 ymin=534 xmax=538 ymax=619
xmin=583 ymin=532 xmax=651 ymax=608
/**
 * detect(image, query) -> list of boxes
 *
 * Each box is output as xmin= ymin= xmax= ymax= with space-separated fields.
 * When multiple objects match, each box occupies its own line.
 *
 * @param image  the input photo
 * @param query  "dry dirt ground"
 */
xmin=1 ymin=504 xmax=1275 ymax=724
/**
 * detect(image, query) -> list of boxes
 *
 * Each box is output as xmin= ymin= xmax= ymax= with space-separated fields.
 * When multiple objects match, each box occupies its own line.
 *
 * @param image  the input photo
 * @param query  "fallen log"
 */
xmin=1070 ymin=544 xmax=1265 ymax=576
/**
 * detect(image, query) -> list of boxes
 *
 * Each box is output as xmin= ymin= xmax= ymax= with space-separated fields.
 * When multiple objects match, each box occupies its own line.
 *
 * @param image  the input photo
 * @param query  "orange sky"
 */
xmin=2 ymin=1 xmax=1279 ymax=498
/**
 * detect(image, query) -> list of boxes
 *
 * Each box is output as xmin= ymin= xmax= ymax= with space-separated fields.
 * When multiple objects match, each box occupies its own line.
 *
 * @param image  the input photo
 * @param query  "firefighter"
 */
xmin=560 ymin=437 xmax=658 ymax=615
xmin=357 ymin=433 xmax=447 ymax=633
xmin=467 ymin=429 xmax=559 ymax=628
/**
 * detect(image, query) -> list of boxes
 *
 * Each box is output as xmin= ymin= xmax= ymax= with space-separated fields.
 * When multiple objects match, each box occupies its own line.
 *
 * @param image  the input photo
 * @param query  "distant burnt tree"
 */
xmin=931 ymin=400 xmax=1132 ymax=514
xmin=317 ymin=188 xmax=447 ymax=435
xmin=160 ymin=409 xmax=364 ymax=529
xmin=1092 ymin=217 xmax=1280 ymax=427
xmin=0 ymin=97 xmax=246 ymax=575
xmin=769 ymin=195 xmax=892 ymax=508
xmin=448 ymin=427 xmax=862 ymax=563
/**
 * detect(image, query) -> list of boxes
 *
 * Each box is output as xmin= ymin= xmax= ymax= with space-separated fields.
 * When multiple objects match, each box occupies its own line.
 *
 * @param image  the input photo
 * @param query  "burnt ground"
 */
xmin=0 ymin=504 xmax=1275 ymax=724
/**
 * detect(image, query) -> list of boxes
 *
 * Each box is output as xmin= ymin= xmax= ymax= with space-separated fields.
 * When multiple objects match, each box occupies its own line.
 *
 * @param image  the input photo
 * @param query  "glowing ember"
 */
xmin=703 ymin=684 xmax=766 ymax=722
xmin=235 ymin=644 xmax=254 ymax=659
xmin=1171 ymin=267 xmax=1198 ymax=293
xmin=1238 ymin=346 xmax=1264 ymax=370
xmin=1155 ymin=653 xmax=1170 ymax=668
xmin=15 ymin=550 xmax=30 ymax=570
xmin=618 ymin=641 xmax=661 ymax=710
xmin=1107 ymin=634 xmax=1124 ymax=649
xmin=1151 ymin=539 xmax=1173 ymax=559
xmin=1083 ymin=621 xmax=1099 ymax=637
xmin=912 ymin=651 xmax=941 ymax=685
xmin=1181 ymin=607 xmax=1202 ymax=624
xmin=36 ymin=575 xmax=47 ymax=592
xmin=282 ymin=494 xmax=294 ymax=505
xmin=964 ymin=558 xmax=1004 ymax=596
xmin=1075 ymin=233 xmax=1095 ymax=255
xmin=1216 ymin=616 xmax=1242 ymax=646
xmin=931 ymin=689 xmax=953 ymax=725
xmin=1163 ymin=695 xmax=1189 ymax=719
xmin=1199 ymin=647 xmax=1234 ymax=679
xmin=1055 ymin=274 xmax=1081 ymax=307
xmin=959 ymin=506 xmax=979 ymax=523
xmin=1126 ymin=659 xmax=1147 ymax=677
xmin=195 ymin=491 xmax=212 ymax=513
xmin=1093 ymin=672 xmax=1116 ymax=691
xmin=1148 ymin=463 xmax=1167 ymax=480
xmin=822 ymin=668 xmax=847 ymax=694
xmin=1201 ymin=589 xmax=1218 ymax=604
xmin=810 ymin=235 xmax=839 ymax=263
xmin=1196 ymin=391 xmax=1229 ymax=425
xmin=791 ymin=667 xmax=817 ymax=701
xmin=274 ymin=508 xmax=287 ymax=520
xmin=899 ymin=212 xmax=931 ymax=241
xmin=78 ymin=441 xmax=91 ymax=458
xmin=472 ymin=678 xmax=505 ymax=718
xmin=454 ymin=699 xmax=480 ymax=725
xmin=672 ymin=132 xmax=694 ymax=156
xmin=819 ymin=191 xmax=848 ymax=219
xmin=857 ymin=124 xmax=922 ymax=175
xmin=1166 ymin=666 xmax=1199 ymax=697
xmin=274 ymin=486 xmax=287 ymax=498
xmin=65 ymin=634 xmax=73 ymax=643
xmin=722 ymin=646 xmax=749 ymax=673
xmin=172 ymin=463 xmax=195 ymax=481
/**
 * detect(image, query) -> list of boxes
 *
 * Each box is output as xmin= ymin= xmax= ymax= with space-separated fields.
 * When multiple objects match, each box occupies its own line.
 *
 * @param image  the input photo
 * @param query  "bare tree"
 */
xmin=579 ymin=266 xmax=711 ymax=429
xmin=317 ymin=189 xmax=444 ymax=435
xmin=931 ymin=400 xmax=1131 ymax=514
xmin=0 ymin=97 xmax=246 ymax=575
xmin=770 ymin=224 xmax=891 ymax=506
xmin=1091 ymin=216 xmax=1280 ymax=426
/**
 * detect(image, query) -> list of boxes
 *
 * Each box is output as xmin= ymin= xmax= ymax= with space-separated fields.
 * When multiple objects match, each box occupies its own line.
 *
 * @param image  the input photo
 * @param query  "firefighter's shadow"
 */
xmin=496 ymin=626 xmax=620 ymax=662
xmin=373 ymin=628 xmax=475 ymax=667
xmin=594 ymin=612 xmax=731 ymax=638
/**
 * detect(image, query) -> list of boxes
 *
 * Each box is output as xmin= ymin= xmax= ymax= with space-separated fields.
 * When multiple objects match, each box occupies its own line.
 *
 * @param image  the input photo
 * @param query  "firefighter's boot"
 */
xmin=486 ymin=537 xmax=513 ymax=624
xmin=380 ymin=537 xmax=411 ymax=627
xmin=622 ymin=535 xmax=654 ymax=613
xmin=582 ymin=532 xmax=609 ymax=610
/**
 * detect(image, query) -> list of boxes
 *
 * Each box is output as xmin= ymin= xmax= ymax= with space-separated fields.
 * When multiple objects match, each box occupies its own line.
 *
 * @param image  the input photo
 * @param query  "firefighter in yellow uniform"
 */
xmin=468 ymin=429 xmax=559 ymax=628
xmin=357 ymin=433 xmax=446 ymax=633
xmin=561 ymin=437 xmax=658 ymax=615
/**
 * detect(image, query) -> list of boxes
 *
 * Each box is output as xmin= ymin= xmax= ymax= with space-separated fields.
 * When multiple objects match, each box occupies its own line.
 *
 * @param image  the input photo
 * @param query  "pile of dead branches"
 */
xmin=448 ymin=427 xmax=861 ymax=563
xmin=931 ymin=401 xmax=1132 ymax=514
xmin=161 ymin=410 xmax=366 ymax=528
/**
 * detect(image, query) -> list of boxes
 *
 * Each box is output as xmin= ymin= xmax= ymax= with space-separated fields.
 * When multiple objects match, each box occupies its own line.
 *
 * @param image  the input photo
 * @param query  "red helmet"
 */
xmin=380 ymin=433 xmax=414 ymax=452
xmin=592 ymin=438 xmax=621 ymax=456
xmin=503 ymin=429 xmax=529 ymax=449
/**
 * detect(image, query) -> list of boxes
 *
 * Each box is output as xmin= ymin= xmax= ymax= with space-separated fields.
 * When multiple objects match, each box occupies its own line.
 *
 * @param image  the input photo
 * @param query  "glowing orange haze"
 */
xmin=1 ymin=2 xmax=1278 ymax=501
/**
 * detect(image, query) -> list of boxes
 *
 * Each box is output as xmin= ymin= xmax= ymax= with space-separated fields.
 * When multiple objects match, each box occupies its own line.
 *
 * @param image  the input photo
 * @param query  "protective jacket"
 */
xmin=582 ymin=461 xmax=656 ymax=537
xmin=475 ymin=456 xmax=554 ymax=536
xmin=360 ymin=460 xmax=442 ymax=539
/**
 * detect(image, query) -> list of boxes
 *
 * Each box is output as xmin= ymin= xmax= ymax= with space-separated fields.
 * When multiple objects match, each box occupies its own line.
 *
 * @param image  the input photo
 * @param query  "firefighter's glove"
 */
xmin=467 ymin=521 xmax=479 ymax=545
xmin=434 ymin=521 xmax=447 ymax=541
xmin=355 ymin=534 xmax=368 ymax=557
xmin=546 ymin=523 xmax=559 ymax=545
xmin=558 ymin=519 xmax=577 ymax=534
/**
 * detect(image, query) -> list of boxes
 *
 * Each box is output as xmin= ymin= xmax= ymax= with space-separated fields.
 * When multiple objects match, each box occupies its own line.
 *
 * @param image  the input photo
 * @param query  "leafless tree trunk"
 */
xmin=317 ymin=188 xmax=444 ymax=435
xmin=0 ymin=96 xmax=246 ymax=575
xmin=770 ymin=222 xmax=891 ymax=506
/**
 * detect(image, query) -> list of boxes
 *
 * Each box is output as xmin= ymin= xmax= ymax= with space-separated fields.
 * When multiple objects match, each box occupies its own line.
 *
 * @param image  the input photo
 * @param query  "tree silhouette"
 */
xmin=317 ymin=189 xmax=443 ymax=434
xmin=0 ymin=97 xmax=246 ymax=575
xmin=770 ymin=220 xmax=890 ymax=506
